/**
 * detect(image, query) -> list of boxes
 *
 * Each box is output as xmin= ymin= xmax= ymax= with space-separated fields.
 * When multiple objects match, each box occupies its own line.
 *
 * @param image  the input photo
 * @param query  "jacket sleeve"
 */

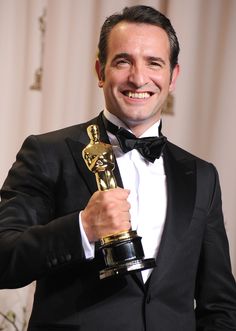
xmin=0 ymin=135 xmax=86 ymax=289
xmin=195 ymin=164 xmax=236 ymax=330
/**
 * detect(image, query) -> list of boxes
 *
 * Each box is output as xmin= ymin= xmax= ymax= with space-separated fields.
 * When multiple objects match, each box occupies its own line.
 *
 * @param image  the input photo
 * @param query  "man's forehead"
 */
xmin=106 ymin=22 xmax=170 ymax=59
xmin=108 ymin=21 xmax=168 ymax=45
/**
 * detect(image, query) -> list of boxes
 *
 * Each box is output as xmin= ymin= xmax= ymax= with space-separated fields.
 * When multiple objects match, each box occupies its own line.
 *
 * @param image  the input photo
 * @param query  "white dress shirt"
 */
xmin=80 ymin=109 xmax=167 ymax=282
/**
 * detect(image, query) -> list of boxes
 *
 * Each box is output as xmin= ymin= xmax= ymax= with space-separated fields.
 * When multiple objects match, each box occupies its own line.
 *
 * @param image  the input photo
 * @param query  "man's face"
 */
xmin=96 ymin=22 xmax=179 ymax=136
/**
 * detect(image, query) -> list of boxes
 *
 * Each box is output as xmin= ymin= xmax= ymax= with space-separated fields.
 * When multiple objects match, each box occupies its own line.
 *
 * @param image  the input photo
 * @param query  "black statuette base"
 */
xmin=99 ymin=258 xmax=156 ymax=279
xmin=98 ymin=230 xmax=156 ymax=279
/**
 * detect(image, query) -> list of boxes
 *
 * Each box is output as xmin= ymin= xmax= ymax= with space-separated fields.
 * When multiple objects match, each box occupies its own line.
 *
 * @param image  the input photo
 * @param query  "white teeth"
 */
xmin=127 ymin=92 xmax=150 ymax=99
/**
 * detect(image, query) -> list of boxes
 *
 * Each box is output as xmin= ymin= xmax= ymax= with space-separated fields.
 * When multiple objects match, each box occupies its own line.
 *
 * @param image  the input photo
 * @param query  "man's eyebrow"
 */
xmin=111 ymin=53 xmax=131 ymax=62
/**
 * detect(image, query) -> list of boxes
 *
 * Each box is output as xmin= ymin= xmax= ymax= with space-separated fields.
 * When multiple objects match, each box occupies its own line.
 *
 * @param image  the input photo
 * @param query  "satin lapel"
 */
xmin=148 ymin=142 xmax=196 ymax=287
xmin=66 ymin=137 xmax=97 ymax=195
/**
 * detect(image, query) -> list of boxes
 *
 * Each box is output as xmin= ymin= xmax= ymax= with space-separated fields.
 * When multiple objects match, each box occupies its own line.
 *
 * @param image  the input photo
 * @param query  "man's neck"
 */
xmin=103 ymin=108 xmax=161 ymax=138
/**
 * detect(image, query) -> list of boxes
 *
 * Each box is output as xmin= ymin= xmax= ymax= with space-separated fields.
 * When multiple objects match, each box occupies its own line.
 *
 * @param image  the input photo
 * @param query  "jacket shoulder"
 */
xmin=166 ymin=141 xmax=218 ymax=179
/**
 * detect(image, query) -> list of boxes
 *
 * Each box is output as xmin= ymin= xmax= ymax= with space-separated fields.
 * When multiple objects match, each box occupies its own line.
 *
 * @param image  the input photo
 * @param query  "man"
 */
xmin=0 ymin=5 xmax=236 ymax=331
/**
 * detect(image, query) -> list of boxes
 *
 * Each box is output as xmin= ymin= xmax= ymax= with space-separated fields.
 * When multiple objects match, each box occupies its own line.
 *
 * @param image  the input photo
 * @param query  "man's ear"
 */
xmin=95 ymin=59 xmax=104 ymax=88
xmin=169 ymin=64 xmax=180 ymax=92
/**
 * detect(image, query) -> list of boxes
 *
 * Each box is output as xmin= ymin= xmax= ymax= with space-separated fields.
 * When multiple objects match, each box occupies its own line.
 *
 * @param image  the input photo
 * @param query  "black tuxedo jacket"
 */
xmin=0 ymin=113 xmax=236 ymax=331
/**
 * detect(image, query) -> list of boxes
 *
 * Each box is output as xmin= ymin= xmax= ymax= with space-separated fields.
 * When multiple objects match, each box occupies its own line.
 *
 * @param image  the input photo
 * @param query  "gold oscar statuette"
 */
xmin=82 ymin=124 xmax=156 ymax=279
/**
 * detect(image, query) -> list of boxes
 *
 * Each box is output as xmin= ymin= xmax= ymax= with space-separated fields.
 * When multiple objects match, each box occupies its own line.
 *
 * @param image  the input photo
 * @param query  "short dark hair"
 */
xmin=98 ymin=5 xmax=180 ymax=78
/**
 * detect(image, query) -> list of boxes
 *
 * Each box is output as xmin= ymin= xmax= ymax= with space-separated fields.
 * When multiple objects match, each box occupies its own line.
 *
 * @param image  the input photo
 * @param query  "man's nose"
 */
xmin=128 ymin=64 xmax=148 ymax=88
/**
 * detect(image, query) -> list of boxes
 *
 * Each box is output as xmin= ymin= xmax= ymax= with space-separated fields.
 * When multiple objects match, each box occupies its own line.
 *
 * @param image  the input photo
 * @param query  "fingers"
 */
xmin=81 ymin=188 xmax=131 ymax=242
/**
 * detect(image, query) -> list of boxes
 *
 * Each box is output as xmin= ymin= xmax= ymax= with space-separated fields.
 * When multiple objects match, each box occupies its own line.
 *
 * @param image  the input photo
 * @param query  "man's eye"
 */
xmin=116 ymin=59 xmax=130 ymax=67
xmin=150 ymin=62 xmax=162 ymax=68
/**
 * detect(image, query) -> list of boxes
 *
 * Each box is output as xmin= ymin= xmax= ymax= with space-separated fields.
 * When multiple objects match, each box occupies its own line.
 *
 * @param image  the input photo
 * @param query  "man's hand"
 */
xmin=81 ymin=188 xmax=131 ymax=242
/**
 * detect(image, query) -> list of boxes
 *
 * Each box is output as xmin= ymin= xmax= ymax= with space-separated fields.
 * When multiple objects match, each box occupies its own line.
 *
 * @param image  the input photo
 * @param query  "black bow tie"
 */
xmin=103 ymin=115 xmax=167 ymax=163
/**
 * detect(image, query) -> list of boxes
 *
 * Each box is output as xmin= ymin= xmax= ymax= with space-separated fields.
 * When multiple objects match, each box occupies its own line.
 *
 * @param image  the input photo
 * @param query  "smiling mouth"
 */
xmin=123 ymin=91 xmax=153 ymax=99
